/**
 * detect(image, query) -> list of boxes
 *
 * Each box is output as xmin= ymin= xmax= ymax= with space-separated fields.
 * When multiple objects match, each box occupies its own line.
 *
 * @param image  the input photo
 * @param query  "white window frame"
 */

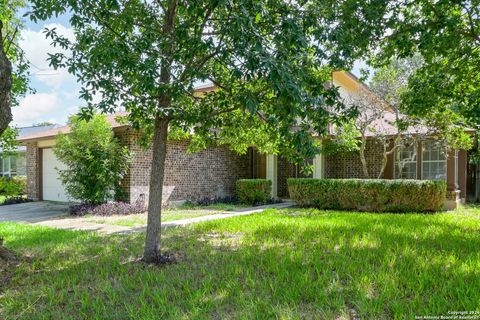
xmin=0 ymin=154 xmax=24 ymax=177
xmin=422 ymin=141 xmax=447 ymax=181
xmin=2 ymin=155 xmax=11 ymax=177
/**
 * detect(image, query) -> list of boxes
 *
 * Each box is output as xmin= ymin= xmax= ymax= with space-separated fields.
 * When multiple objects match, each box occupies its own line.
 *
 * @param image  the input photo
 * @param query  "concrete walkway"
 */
xmin=34 ymin=201 xmax=293 ymax=235
xmin=0 ymin=201 xmax=70 ymax=223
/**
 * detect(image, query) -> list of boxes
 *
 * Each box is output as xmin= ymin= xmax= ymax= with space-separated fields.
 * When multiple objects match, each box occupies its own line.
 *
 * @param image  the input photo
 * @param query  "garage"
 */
xmin=42 ymin=148 xmax=71 ymax=202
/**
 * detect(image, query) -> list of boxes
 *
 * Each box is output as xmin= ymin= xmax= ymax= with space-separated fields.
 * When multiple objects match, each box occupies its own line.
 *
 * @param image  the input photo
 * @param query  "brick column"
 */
xmin=26 ymin=142 xmax=41 ymax=200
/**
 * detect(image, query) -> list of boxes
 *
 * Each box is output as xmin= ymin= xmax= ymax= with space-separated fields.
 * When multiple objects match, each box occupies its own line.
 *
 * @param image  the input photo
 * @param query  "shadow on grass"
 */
xmin=1 ymin=210 xmax=479 ymax=319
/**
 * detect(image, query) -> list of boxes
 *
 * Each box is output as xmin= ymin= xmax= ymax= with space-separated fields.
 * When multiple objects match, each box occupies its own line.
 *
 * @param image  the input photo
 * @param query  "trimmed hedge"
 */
xmin=236 ymin=179 xmax=272 ymax=205
xmin=288 ymin=178 xmax=446 ymax=212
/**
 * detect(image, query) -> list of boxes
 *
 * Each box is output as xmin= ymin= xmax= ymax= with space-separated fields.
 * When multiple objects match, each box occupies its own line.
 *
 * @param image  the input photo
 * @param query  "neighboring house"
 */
xmin=0 ymin=124 xmax=60 ymax=178
xmin=17 ymin=71 xmax=471 ymax=209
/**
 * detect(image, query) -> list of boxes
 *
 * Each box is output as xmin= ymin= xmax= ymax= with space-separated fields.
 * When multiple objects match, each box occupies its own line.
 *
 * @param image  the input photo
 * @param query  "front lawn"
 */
xmin=1 ymin=207 xmax=479 ymax=319
xmin=84 ymin=209 xmax=223 ymax=227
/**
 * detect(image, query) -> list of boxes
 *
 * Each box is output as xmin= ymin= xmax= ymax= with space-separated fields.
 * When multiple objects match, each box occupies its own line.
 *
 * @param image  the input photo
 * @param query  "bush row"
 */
xmin=236 ymin=179 xmax=272 ymax=205
xmin=288 ymin=178 xmax=446 ymax=212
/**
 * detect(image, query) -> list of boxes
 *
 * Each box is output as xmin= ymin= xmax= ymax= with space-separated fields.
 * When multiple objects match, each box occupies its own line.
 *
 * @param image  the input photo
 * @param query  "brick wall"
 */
xmin=325 ymin=140 xmax=385 ymax=179
xmin=26 ymin=142 xmax=40 ymax=200
xmin=117 ymin=129 xmax=250 ymax=205
xmin=277 ymin=156 xmax=313 ymax=198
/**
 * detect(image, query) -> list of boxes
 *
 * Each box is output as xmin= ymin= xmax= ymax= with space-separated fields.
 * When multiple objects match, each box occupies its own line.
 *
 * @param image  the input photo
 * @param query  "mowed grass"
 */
xmin=1 ymin=207 xmax=480 ymax=319
xmin=84 ymin=210 xmax=221 ymax=227
xmin=81 ymin=202 xmax=248 ymax=227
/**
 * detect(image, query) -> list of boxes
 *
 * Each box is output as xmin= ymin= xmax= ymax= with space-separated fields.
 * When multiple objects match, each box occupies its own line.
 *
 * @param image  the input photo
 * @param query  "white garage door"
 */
xmin=42 ymin=148 xmax=71 ymax=202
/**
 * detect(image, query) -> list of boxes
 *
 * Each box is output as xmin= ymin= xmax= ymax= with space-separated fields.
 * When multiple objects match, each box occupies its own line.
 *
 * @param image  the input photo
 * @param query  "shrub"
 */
xmin=54 ymin=114 xmax=131 ymax=204
xmin=69 ymin=200 xmax=146 ymax=216
xmin=12 ymin=176 xmax=27 ymax=194
xmin=236 ymin=179 xmax=272 ymax=205
xmin=0 ymin=176 xmax=26 ymax=197
xmin=288 ymin=178 xmax=446 ymax=212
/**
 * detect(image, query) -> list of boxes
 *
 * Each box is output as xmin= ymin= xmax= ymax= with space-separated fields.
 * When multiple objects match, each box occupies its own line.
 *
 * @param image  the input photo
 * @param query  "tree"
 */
xmin=327 ymin=85 xmax=472 ymax=180
xmin=369 ymin=54 xmax=423 ymax=109
xmin=54 ymin=114 xmax=131 ymax=204
xmin=0 ymin=0 xmax=29 ymax=262
xmin=327 ymin=87 xmax=418 ymax=179
xmin=30 ymin=0 xmax=390 ymax=263
xmin=378 ymin=0 xmax=480 ymax=126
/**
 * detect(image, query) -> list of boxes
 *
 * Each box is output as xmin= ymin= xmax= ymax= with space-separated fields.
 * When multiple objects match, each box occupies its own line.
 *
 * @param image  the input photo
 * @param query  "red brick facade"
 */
xmin=277 ymin=156 xmax=313 ymax=197
xmin=325 ymin=140 xmax=386 ymax=179
xmin=117 ymin=129 xmax=249 ymax=205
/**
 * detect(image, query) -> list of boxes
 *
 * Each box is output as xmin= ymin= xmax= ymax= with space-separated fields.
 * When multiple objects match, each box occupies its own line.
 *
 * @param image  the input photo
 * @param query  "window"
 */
xmin=422 ymin=141 xmax=447 ymax=180
xmin=2 ymin=155 xmax=11 ymax=176
xmin=0 ymin=153 xmax=26 ymax=177
xmin=395 ymin=143 xmax=417 ymax=179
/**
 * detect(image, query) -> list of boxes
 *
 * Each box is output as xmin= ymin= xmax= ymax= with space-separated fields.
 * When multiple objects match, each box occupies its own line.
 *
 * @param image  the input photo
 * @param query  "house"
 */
xmin=17 ymin=71 xmax=470 ymax=209
xmin=0 ymin=124 xmax=60 ymax=177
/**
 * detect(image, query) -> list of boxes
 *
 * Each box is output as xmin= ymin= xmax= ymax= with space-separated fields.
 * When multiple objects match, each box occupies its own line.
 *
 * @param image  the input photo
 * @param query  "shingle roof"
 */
xmin=17 ymin=113 xmax=128 ymax=143
xmin=0 ymin=124 xmax=61 ymax=152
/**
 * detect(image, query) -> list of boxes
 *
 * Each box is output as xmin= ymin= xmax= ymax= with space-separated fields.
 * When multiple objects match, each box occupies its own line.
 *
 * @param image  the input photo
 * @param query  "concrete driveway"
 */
xmin=0 ymin=201 xmax=70 ymax=223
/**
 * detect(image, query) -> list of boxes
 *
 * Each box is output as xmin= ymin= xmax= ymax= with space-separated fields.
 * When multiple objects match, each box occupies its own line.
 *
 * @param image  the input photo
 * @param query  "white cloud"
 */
xmin=13 ymin=92 xmax=78 ymax=127
xmin=20 ymin=23 xmax=76 ymax=88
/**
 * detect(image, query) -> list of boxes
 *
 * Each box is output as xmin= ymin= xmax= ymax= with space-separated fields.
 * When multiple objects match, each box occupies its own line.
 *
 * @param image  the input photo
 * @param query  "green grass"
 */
xmin=1 ymin=207 xmax=480 ymax=319
xmin=81 ymin=202 xmax=249 ymax=227
xmin=85 ymin=210 xmax=218 ymax=227
xmin=175 ymin=201 xmax=250 ymax=211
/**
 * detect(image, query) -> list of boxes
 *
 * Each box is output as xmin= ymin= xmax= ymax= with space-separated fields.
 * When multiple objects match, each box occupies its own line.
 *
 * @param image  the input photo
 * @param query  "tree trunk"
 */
xmin=359 ymin=140 xmax=369 ymax=178
xmin=377 ymin=144 xmax=391 ymax=179
xmin=377 ymin=152 xmax=388 ymax=179
xmin=143 ymin=115 xmax=170 ymax=263
xmin=0 ymin=22 xmax=14 ymax=259
xmin=0 ymin=21 xmax=13 ymax=136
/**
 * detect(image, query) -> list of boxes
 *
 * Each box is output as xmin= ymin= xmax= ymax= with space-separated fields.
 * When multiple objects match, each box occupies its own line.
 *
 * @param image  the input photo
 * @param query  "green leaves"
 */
xmin=29 ymin=0 xmax=390 ymax=165
xmin=0 ymin=126 xmax=18 ymax=155
xmin=378 ymin=0 xmax=480 ymax=127
xmin=54 ymin=114 xmax=131 ymax=204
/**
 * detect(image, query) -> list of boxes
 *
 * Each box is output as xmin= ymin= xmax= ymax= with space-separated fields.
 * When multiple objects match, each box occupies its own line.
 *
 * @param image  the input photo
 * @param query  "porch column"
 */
xmin=266 ymin=154 xmax=278 ymax=199
xmin=458 ymin=149 xmax=467 ymax=201
xmin=313 ymin=153 xmax=325 ymax=179
xmin=445 ymin=149 xmax=460 ymax=210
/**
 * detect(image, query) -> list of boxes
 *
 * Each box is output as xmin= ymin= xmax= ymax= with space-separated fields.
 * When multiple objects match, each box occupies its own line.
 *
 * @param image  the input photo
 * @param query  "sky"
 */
xmin=12 ymin=12 xmax=80 ymax=127
xmin=12 ymin=10 xmax=368 ymax=128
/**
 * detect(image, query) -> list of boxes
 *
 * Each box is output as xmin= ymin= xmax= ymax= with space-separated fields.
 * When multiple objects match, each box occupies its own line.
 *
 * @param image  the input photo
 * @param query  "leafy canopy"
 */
xmin=378 ymin=0 xmax=480 ymax=127
xmin=30 ymin=0 xmax=389 ymax=163
xmin=1 ymin=0 xmax=30 ymax=106
xmin=54 ymin=114 xmax=131 ymax=204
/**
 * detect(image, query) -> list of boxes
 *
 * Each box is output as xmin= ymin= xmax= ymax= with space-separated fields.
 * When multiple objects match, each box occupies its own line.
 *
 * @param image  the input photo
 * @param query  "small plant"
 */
xmin=0 ymin=176 xmax=26 ymax=199
xmin=236 ymin=179 xmax=272 ymax=205
xmin=69 ymin=200 xmax=146 ymax=216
